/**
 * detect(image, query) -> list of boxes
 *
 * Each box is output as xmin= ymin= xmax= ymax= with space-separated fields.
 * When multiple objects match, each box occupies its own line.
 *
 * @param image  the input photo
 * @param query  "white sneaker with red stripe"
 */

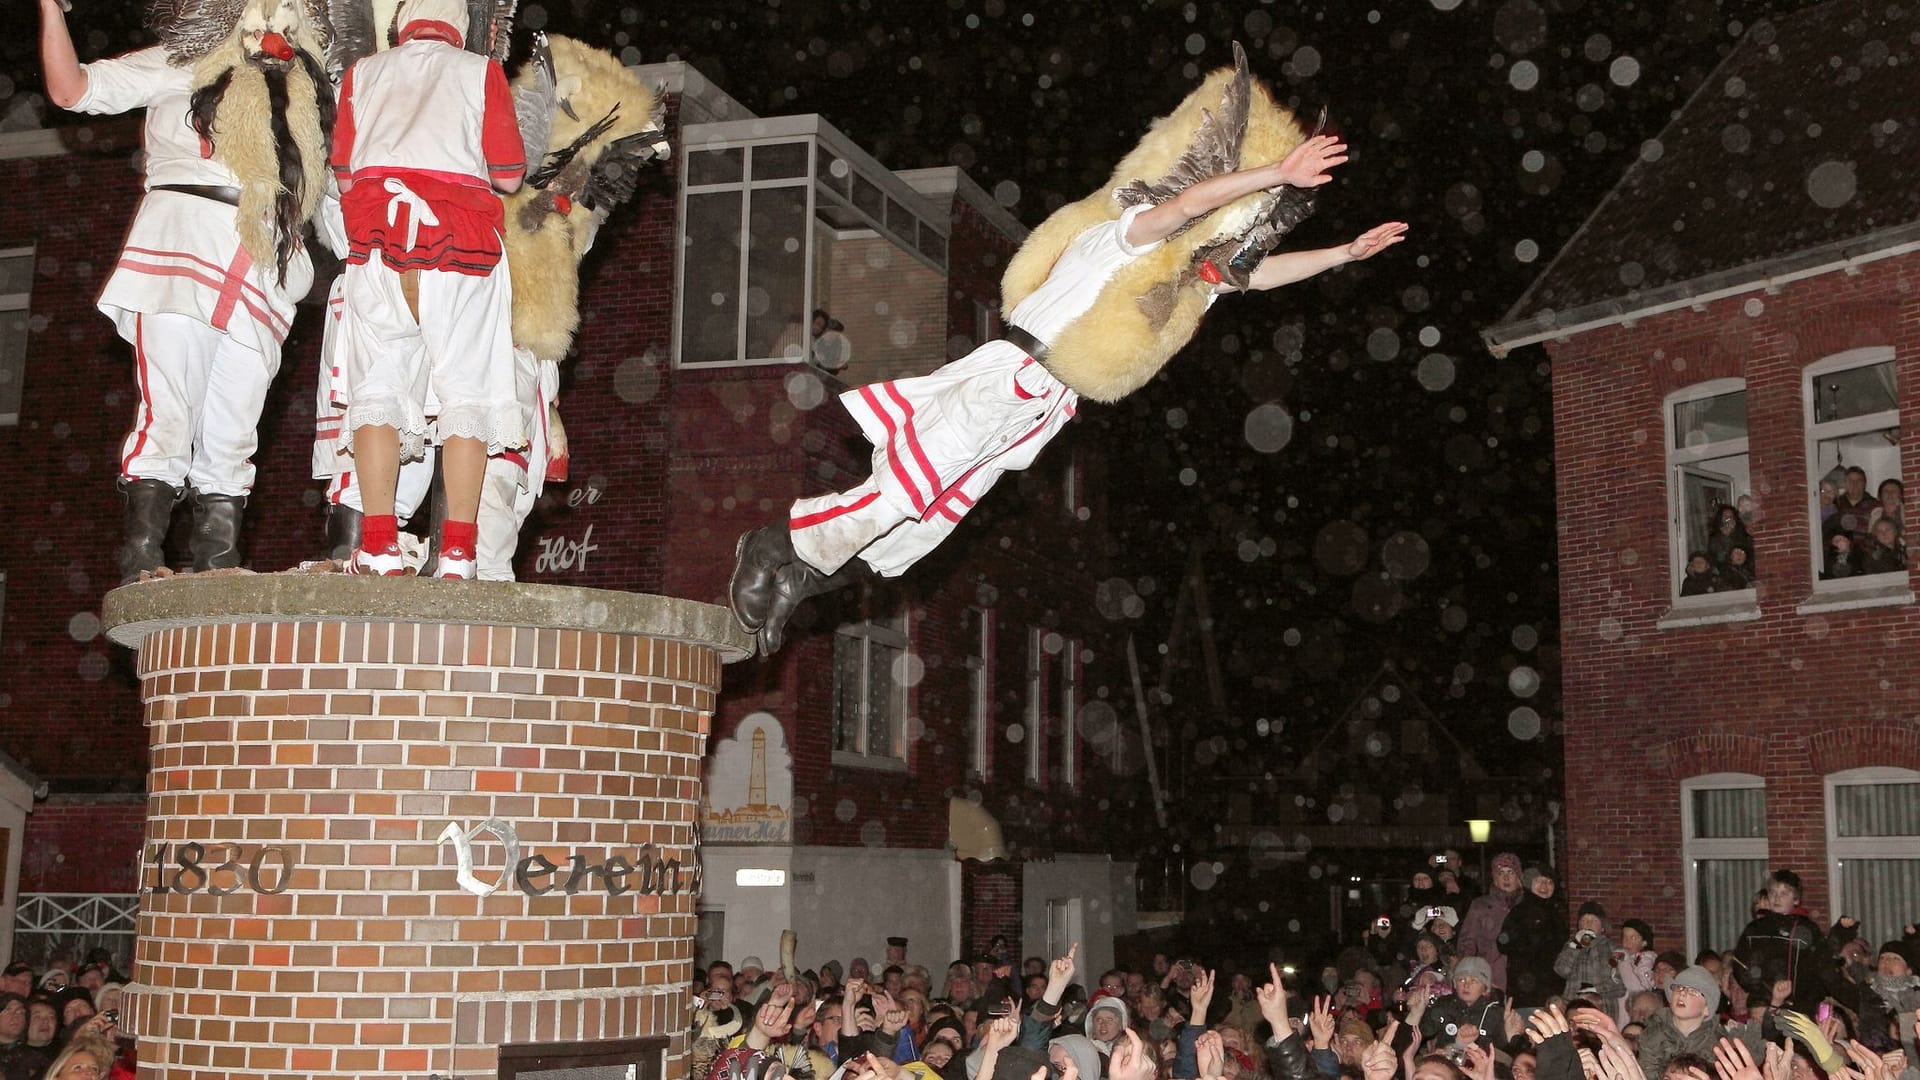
xmin=435 ymin=546 xmax=477 ymax=580
xmin=346 ymin=543 xmax=410 ymax=577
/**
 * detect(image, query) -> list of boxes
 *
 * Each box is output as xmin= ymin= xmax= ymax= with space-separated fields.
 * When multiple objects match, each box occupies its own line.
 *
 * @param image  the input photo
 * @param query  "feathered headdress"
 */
xmin=1000 ymin=42 xmax=1315 ymax=403
xmin=504 ymin=33 xmax=669 ymax=362
xmin=146 ymin=0 xmax=332 ymax=66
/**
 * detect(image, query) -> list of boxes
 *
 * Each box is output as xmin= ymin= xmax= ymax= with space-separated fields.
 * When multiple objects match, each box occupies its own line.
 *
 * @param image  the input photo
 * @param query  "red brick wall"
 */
xmin=19 ymin=796 xmax=146 ymax=893
xmin=1551 ymin=252 xmax=1920 ymax=945
xmin=962 ymin=860 xmax=1023 ymax=960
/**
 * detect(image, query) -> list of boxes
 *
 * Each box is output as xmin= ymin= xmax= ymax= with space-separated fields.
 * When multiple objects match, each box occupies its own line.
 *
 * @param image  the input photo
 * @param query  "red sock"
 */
xmin=441 ymin=520 xmax=477 ymax=555
xmin=362 ymin=514 xmax=398 ymax=552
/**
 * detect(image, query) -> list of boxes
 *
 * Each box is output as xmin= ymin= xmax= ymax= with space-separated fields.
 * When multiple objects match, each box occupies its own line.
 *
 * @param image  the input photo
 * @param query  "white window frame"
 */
xmin=830 ymin=611 xmax=910 ymax=771
xmin=1804 ymin=347 xmax=1901 ymax=592
xmin=1665 ymin=378 xmax=1752 ymax=607
xmin=0 ymin=246 xmax=33 ymax=427
xmin=967 ymin=607 xmax=993 ymax=780
xmin=1059 ymin=638 xmax=1079 ymax=790
xmin=1024 ymin=627 xmax=1045 ymax=786
xmin=1680 ymin=772 xmax=1767 ymax=958
xmin=673 ymin=140 xmax=814 ymax=370
xmin=1825 ymin=766 xmax=1920 ymax=942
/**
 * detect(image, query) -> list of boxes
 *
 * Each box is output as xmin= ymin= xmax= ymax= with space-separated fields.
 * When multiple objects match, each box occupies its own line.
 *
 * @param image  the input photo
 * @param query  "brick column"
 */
xmin=103 ymin=576 xmax=751 ymax=1080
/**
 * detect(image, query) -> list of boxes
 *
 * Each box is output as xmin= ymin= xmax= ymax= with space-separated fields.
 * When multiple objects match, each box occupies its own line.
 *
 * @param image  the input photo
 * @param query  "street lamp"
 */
xmin=1467 ymin=819 xmax=1492 ymax=883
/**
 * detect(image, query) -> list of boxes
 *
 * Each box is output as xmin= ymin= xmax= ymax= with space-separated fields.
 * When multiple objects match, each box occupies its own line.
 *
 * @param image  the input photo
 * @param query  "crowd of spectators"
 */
xmin=1820 ymin=470 xmax=1907 ymax=580
xmin=0 ymin=950 xmax=131 ymax=1080
xmin=692 ymin=861 xmax=1920 ymax=1080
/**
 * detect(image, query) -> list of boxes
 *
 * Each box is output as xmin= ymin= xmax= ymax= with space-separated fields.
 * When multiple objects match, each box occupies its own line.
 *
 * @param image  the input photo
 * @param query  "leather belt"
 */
xmin=1000 ymin=324 xmax=1050 ymax=362
xmin=152 ymin=184 xmax=242 ymax=207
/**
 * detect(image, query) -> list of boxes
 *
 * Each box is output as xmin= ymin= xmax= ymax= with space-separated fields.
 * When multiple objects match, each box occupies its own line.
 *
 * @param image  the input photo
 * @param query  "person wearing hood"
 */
xmin=1050 ymin=1034 xmax=1104 ymax=1080
xmin=1862 ymin=940 xmax=1920 ymax=1051
xmin=1552 ymin=901 xmax=1623 ymax=1021
xmin=1458 ymin=852 xmax=1525 ymax=991
xmin=1632 ymin=965 xmax=1759 ymax=1079
xmin=1502 ymin=869 xmax=1569 ymax=1012
xmin=1087 ymin=993 xmax=1133 ymax=1055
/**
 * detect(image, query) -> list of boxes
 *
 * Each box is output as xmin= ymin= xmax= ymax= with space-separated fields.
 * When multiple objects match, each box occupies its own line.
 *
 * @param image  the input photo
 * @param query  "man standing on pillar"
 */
xmin=40 ymin=0 xmax=333 ymax=583
xmin=730 ymin=44 xmax=1405 ymax=653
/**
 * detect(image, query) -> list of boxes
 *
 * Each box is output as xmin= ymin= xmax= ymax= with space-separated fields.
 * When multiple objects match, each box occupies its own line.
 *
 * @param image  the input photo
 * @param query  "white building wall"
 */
xmin=790 ymin=846 xmax=960 ymax=973
xmin=1021 ymin=855 xmax=1136 ymax=981
xmin=698 ymin=845 xmax=794 ymax=971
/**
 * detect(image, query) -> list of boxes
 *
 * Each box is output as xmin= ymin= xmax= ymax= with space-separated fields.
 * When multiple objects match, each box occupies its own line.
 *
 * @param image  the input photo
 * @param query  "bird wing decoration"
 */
xmin=512 ymin=31 xmax=557 ymax=167
xmin=324 ymin=0 xmax=380 ymax=75
xmin=528 ymin=105 xmax=620 ymax=190
xmin=583 ymin=90 xmax=671 ymax=210
xmin=1114 ymin=40 xmax=1253 ymax=219
xmin=466 ymin=0 xmax=517 ymax=63
xmin=146 ymin=0 xmax=249 ymax=65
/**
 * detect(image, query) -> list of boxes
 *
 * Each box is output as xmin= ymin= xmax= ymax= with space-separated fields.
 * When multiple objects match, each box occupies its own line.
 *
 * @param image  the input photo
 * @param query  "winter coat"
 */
xmin=1614 ymin=949 xmax=1657 ymax=1024
xmin=1729 ymin=911 xmax=1832 ymax=1010
xmin=1420 ymin=991 xmax=1503 ymax=1044
xmin=1263 ymin=1031 xmax=1314 ymax=1080
xmin=1554 ymin=933 xmax=1624 ymax=1015
xmin=1499 ymin=892 xmax=1568 ymax=1008
xmin=1457 ymin=888 xmax=1522 ymax=989
xmin=1636 ymin=1009 xmax=1759 ymax=1080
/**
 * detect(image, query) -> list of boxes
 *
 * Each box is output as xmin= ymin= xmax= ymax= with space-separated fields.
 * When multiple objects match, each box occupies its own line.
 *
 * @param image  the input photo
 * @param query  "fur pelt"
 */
xmin=188 ymin=3 xmax=331 ymax=281
xmin=504 ymin=35 xmax=663 ymax=362
xmin=999 ymin=50 xmax=1311 ymax=403
xmin=149 ymin=0 xmax=332 ymax=65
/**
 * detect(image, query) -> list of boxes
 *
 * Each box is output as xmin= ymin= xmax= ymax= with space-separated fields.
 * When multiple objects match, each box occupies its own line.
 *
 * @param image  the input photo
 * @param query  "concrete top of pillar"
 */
xmin=101 ymin=575 xmax=754 ymax=661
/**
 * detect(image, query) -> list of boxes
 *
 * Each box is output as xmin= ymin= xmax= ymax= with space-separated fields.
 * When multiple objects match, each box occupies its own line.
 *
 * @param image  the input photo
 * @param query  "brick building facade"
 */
xmin=1485 ymin=1 xmax=1920 ymax=958
xmin=0 ymin=60 xmax=1149 ymax=971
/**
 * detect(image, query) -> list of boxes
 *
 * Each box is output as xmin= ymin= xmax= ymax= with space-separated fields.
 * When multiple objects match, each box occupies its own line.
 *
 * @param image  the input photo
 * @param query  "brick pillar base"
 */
xmin=103 ymin=576 xmax=751 ymax=1080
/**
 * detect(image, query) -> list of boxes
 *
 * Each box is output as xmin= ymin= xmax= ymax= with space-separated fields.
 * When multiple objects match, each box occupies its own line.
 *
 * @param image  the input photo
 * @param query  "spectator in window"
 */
xmin=1737 ymin=493 xmax=1759 ymax=528
xmin=1826 ymin=533 xmax=1861 ymax=579
xmin=1873 ymin=479 xmax=1906 ymax=531
xmin=1681 ymin=552 xmax=1718 ymax=595
xmin=1834 ymin=466 xmax=1880 ymax=544
xmin=1706 ymin=505 xmax=1755 ymax=576
xmin=1716 ymin=545 xmax=1755 ymax=590
xmin=1819 ymin=480 xmax=1841 ymax=537
xmin=1862 ymin=517 xmax=1907 ymax=575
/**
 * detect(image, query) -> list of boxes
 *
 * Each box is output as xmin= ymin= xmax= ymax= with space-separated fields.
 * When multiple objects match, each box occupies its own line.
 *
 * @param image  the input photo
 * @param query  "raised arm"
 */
xmin=39 ymin=0 xmax=86 ymax=110
xmin=1125 ymin=134 xmax=1348 ymax=249
xmin=1242 ymin=222 xmax=1408 ymax=292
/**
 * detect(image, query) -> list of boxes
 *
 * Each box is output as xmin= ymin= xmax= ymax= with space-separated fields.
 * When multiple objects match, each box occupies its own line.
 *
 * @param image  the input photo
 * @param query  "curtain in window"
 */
xmin=1838 ymin=858 xmax=1920 ymax=947
xmin=1693 ymin=787 xmax=1766 ymax=838
xmin=1695 ymin=858 xmax=1768 ymax=954
xmin=1834 ymin=782 xmax=1920 ymax=837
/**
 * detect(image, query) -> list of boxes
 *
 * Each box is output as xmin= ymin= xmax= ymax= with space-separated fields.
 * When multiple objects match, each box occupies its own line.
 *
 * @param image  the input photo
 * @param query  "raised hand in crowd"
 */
xmin=1762 ymin=1043 xmax=1793 ymax=1080
xmin=1840 ymin=1039 xmax=1898 ymax=1080
xmin=1188 ymin=966 xmax=1217 ymax=1025
xmin=1714 ymin=1038 xmax=1764 ymax=1080
xmin=1573 ymin=1006 xmax=1622 ymax=1042
xmin=1464 ymin=1042 xmax=1500 ymax=1080
xmin=1597 ymin=1038 xmax=1648 ymax=1080
xmin=1504 ymin=999 xmax=1526 ymax=1044
xmin=1306 ymin=995 xmax=1336 ymax=1051
xmin=974 ymin=1014 xmax=1021 ymax=1080
xmin=1045 ymin=943 xmax=1078 ymax=1004
xmin=1197 ymin=1029 xmax=1226 ymax=1080
xmin=841 ymin=977 xmax=868 ymax=1037
xmin=1528 ymin=1003 xmax=1572 ymax=1046
xmin=1111 ymin=1029 xmax=1159 ymax=1080
xmin=1256 ymin=962 xmax=1292 ymax=1040
xmin=1363 ymin=1020 xmax=1400 ymax=1080
xmin=869 ymin=988 xmax=907 ymax=1036
xmin=745 ymin=984 xmax=794 ymax=1050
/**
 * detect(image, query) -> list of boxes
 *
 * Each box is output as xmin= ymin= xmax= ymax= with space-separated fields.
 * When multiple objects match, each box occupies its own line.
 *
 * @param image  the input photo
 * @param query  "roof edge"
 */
xmin=1480 ymin=222 xmax=1920 ymax=357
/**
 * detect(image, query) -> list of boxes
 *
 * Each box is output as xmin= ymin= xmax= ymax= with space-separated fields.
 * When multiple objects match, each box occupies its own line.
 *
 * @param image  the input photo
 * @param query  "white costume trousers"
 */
xmin=789 ymin=342 xmax=1077 ymax=578
xmin=116 ymin=311 xmax=275 ymax=495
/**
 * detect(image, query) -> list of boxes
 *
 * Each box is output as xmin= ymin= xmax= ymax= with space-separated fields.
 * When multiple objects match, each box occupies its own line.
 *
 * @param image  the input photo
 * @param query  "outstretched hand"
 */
xmin=1274 ymin=135 xmax=1349 ymax=188
xmin=1347 ymin=222 xmax=1409 ymax=262
xmin=1256 ymin=963 xmax=1291 ymax=1036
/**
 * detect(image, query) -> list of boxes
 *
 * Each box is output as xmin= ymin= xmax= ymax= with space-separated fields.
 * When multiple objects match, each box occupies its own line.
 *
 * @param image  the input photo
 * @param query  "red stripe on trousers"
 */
xmin=880 ymin=383 xmax=948 ymax=504
xmin=120 ymin=314 xmax=155 ymax=478
xmin=791 ymin=490 xmax=882 ymax=530
xmin=855 ymin=385 xmax=929 ymax=515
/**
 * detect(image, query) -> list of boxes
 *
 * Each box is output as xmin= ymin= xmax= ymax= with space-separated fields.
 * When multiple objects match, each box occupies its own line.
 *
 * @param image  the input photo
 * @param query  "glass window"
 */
xmin=1667 ymin=382 xmax=1753 ymax=601
xmin=752 ymin=141 xmax=809 ymax=181
xmin=743 ymin=187 xmax=808 ymax=360
xmin=816 ymin=149 xmax=848 ymax=195
xmin=885 ymin=197 xmax=917 ymax=246
xmin=1807 ymin=351 xmax=1901 ymax=585
xmin=851 ymin=172 xmax=885 ymax=221
xmin=687 ymin=147 xmax=743 ymax=186
xmin=917 ymin=223 xmax=948 ymax=265
xmin=968 ymin=608 xmax=992 ymax=779
xmin=0 ymin=248 xmax=32 ymax=427
xmin=1682 ymin=775 xmax=1767 ymax=957
xmin=1829 ymin=770 xmax=1920 ymax=947
xmin=679 ymin=193 xmax=744 ymax=365
xmin=1059 ymin=639 xmax=1079 ymax=790
xmin=830 ymin=614 xmax=909 ymax=767
xmin=1025 ymin=627 xmax=1045 ymax=785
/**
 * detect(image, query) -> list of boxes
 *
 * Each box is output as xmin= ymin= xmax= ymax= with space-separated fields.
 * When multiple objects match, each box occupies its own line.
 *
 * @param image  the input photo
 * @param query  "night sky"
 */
xmin=0 ymin=0 xmax=1834 ymax=814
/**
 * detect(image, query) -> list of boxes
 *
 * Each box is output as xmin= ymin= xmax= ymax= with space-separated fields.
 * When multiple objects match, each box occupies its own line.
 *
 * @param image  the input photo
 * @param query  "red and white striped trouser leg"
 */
xmin=788 ymin=475 xmax=916 ymax=576
xmin=118 ymin=311 xmax=218 ymax=487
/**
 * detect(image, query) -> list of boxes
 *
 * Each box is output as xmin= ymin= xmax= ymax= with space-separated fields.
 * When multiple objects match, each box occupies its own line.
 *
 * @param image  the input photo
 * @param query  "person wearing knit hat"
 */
xmin=1555 ymin=896 xmax=1622 ymax=1020
xmin=1612 ymin=920 xmax=1658 ymax=1026
xmin=1634 ymin=965 xmax=1730 ymax=1080
xmin=1456 ymin=852 xmax=1524 ymax=992
xmin=1419 ymin=955 xmax=1501 ymax=1048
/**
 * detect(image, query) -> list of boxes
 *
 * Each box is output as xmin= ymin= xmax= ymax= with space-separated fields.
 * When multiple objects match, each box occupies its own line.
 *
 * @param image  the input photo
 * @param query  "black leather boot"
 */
xmin=728 ymin=524 xmax=797 ymax=633
xmin=325 ymin=503 xmax=363 ymax=562
xmin=758 ymin=557 xmax=863 ymax=655
xmin=188 ymin=490 xmax=247 ymax=571
xmin=118 ymin=478 xmax=182 ymax=584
